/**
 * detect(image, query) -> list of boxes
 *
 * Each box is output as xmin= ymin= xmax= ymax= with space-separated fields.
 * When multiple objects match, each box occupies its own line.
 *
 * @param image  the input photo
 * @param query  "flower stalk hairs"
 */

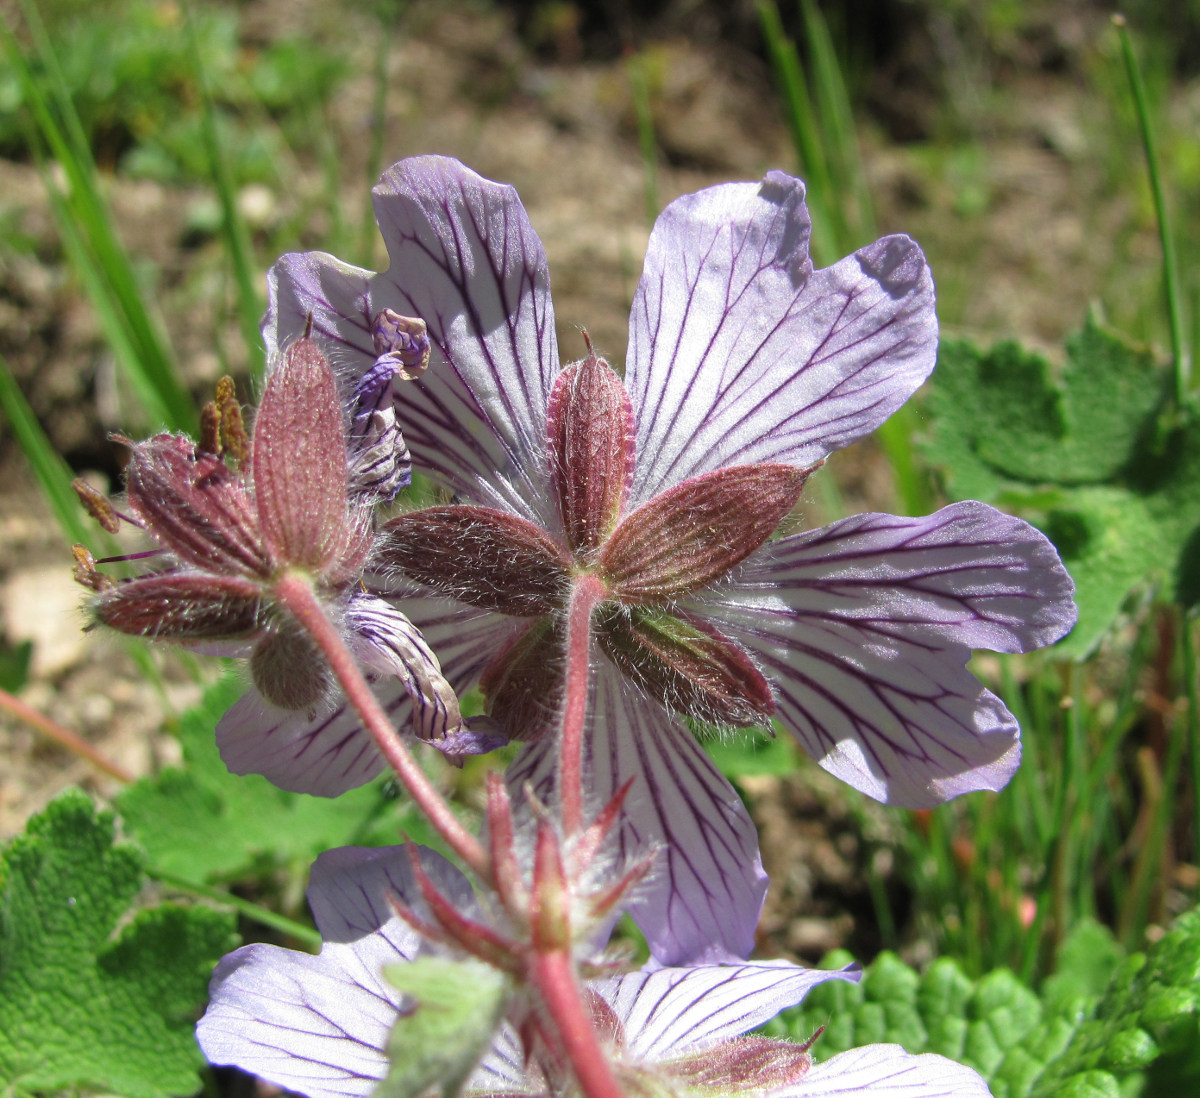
xmin=256 ymin=155 xmax=1076 ymax=964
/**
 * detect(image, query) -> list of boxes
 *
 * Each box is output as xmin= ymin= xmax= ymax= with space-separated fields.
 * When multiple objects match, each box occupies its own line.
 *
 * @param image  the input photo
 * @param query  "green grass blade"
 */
xmin=4 ymin=16 xmax=193 ymax=430
xmin=185 ymin=2 xmax=264 ymax=380
xmin=798 ymin=0 xmax=875 ymax=245
xmin=358 ymin=1 xmax=403 ymax=266
xmin=626 ymin=51 xmax=660 ymax=226
xmin=1114 ymin=15 xmax=1190 ymax=403
xmin=0 ymin=354 xmax=91 ymax=544
xmin=758 ymin=0 xmax=835 ymax=265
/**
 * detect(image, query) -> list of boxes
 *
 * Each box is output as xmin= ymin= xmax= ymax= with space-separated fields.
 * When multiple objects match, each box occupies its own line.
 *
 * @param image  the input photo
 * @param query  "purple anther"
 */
xmin=371 ymin=308 xmax=431 ymax=381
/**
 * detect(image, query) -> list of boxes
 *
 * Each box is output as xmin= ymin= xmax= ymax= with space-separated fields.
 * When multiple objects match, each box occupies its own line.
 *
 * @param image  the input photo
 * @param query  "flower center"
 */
xmin=380 ymin=347 xmax=816 ymax=740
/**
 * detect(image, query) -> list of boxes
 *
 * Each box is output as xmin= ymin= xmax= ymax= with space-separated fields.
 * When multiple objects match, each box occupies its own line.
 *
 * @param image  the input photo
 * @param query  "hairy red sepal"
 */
xmin=486 ymin=772 xmax=524 ymax=912
xmin=546 ymin=349 xmax=634 ymax=556
xmin=382 ymin=506 xmax=571 ymax=616
xmin=530 ymin=819 xmax=570 ymax=951
xmin=571 ymin=777 xmax=635 ymax=871
xmin=596 ymin=607 xmax=775 ymax=727
xmin=598 ymin=462 xmax=808 ymax=602
xmin=586 ymin=854 xmax=654 ymax=923
xmin=664 ymin=1036 xmax=812 ymax=1090
xmin=479 ymin=618 xmax=565 ymax=741
xmin=253 ymin=338 xmax=368 ymax=578
xmin=94 ymin=572 xmax=261 ymax=639
xmin=406 ymin=847 xmax=522 ymax=975
xmin=125 ymin=435 xmax=267 ymax=577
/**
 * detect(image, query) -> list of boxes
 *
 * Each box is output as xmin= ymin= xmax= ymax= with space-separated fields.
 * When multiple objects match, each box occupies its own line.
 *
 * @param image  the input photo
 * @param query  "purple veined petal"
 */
xmin=374 ymin=586 xmax=527 ymax=698
xmin=369 ymin=156 xmax=562 ymax=526
xmin=264 ymin=249 xmax=377 ymax=368
xmin=345 ymin=593 xmax=464 ymax=744
xmin=197 ymin=845 xmax=473 ymax=1098
xmin=791 ymin=1044 xmax=993 ymax=1096
xmin=597 ymin=960 xmax=860 ymax=1061
xmin=700 ymin=502 xmax=1076 ymax=808
xmin=213 ymin=593 xmax=517 ymax=796
xmin=468 ymin=1022 xmax=531 ymax=1092
xmin=506 ymin=666 xmax=767 ymax=967
xmin=624 ymin=172 xmax=936 ymax=508
xmin=215 ymin=681 xmax=397 ymax=796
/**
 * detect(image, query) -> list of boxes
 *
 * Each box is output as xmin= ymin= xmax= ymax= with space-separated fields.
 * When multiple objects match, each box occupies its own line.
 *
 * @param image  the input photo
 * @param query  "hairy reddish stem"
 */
xmin=0 ymin=686 xmax=134 ymax=783
xmin=560 ymin=572 xmax=608 ymax=836
xmin=528 ymin=947 xmax=626 ymax=1098
xmin=273 ymin=572 xmax=489 ymax=878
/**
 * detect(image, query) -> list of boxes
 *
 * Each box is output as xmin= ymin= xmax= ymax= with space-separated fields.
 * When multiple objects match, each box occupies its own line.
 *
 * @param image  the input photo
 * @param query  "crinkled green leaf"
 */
xmin=1031 ymin=908 xmax=1200 ymax=1096
xmin=116 ymin=673 xmax=448 ymax=883
xmin=1041 ymin=919 xmax=1123 ymax=1010
xmin=776 ymin=907 xmax=1200 ymax=1097
xmin=0 ymin=790 xmax=237 ymax=1098
xmin=924 ymin=312 xmax=1200 ymax=656
xmin=379 ymin=957 xmax=510 ymax=1098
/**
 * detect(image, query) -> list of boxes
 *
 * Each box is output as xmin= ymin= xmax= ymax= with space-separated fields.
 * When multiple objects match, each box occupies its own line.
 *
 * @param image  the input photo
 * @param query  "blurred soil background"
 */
xmin=2 ymin=0 xmax=1199 ymax=965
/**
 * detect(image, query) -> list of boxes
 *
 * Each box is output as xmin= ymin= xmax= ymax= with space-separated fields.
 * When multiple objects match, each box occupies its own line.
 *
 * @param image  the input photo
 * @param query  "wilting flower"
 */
xmin=198 ymin=844 xmax=992 ymax=1098
xmin=76 ymin=334 xmax=473 ymax=782
xmin=252 ymin=156 xmax=1076 ymax=964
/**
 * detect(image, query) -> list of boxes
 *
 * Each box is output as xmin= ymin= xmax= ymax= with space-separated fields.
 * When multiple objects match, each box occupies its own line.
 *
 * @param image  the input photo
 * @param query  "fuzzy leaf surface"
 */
xmin=116 ymin=674 xmax=445 ymax=883
xmin=923 ymin=314 xmax=1200 ymax=656
xmin=0 ymin=790 xmax=236 ymax=1098
xmin=379 ymin=958 xmax=509 ymax=1098
xmin=775 ymin=910 xmax=1200 ymax=1097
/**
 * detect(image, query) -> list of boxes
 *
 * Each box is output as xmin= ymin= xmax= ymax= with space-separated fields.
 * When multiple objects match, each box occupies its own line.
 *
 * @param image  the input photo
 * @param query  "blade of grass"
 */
xmin=358 ymin=0 xmax=403 ymax=267
xmin=1114 ymin=14 xmax=1190 ymax=403
xmin=149 ymin=869 xmax=322 ymax=949
xmin=798 ymin=0 xmax=874 ymax=244
xmin=5 ymin=10 xmax=193 ymax=430
xmin=0 ymin=353 xmax=93 ymax=544
xmin=758 ymin=0 xmax=835 ymax=265
xmin=626 ymin=50 xmax=659 ymax=227
xmin=185 ymin=1 xmax=264 ymax=380
xmin=1184 ymin=613 xmax=1200 ymax=868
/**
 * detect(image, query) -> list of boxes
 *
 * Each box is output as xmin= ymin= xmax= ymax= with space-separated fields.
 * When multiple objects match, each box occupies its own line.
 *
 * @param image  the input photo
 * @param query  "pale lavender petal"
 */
xmin=468 ymin=1022 xmax=531 ymax=1092
xmin=264 ymin=249 xmax=377 ymax=367
xmin=345 ymin=593 xmax=464 ymax=744
xmin=376 ymin=587 xmax=525 ymax=699
xmin=214 ymin=595 xmax=516 ymax=796
xmin=598 ymin=961 xmax=859 ymax=1060
xmin=506 ymin=667 xmax=767 ymax=966
xmin=625 ymin=172 xmax=936 ymax=507
xmin=792 ymin=1045 xmax=993 ymax=1096
xmin=215 ymin=683 xmax=396 ymax=797
xmin=700 ymin=502 xmax=1076 ymax=807
xmin=369 ymin=156 xmax=561 ymax=524
xmin=197 ymin=846 xmax=473 ymax=1098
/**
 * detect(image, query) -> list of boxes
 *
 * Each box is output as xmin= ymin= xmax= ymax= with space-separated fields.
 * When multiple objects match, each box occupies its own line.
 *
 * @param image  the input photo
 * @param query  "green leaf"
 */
xmin=1031 ymin=908 xmax=1200 ymax=1096
xmin=116 ymin=673 xmax=452 ymax=884
xmin=1041 ymin=920 xmax=1123 ymax=1010
xmin=923 ymin=313 xmax=1200 ymax=655
xmin=0 ymin=790 xmax=236 ymax=1098
xmin=776 ymin=906 xmax=1200 ymax=1097
xmin=379 ymin=957 xmax=510 ymax=1098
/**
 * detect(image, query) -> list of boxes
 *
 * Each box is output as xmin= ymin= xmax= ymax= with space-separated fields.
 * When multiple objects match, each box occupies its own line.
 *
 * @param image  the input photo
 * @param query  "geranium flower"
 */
xmin=243 ymin=156 xmax=1076 ymax=964
xmin=77 ymin=333 xmax=472 ymax=782
xmin=198 ymin=844 xmax=992 ymax=1098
